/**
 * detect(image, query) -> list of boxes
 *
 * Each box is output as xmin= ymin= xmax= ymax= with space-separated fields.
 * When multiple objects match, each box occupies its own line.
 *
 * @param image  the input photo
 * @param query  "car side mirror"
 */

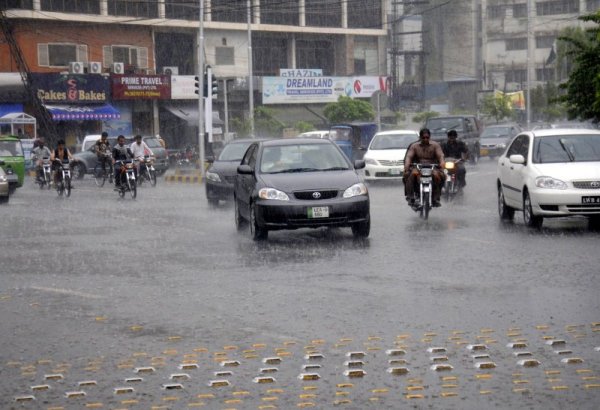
xmin=509 ymin=154 xmax=525 ymax=164
xmin=237 ymin=164 xmax=254 ymax=174
xmin=354 ymin=159 xmax=366 ymax=169
xmin=205 ymin=155 xmax=215 ymax=164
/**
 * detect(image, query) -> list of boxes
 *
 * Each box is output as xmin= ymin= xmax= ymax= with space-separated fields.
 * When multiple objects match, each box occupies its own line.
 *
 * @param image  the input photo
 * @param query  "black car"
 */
xmin=233 ymin=138 xmax=370 ymax=240
xmin=206 ymin=138 xmax=268 ymax=206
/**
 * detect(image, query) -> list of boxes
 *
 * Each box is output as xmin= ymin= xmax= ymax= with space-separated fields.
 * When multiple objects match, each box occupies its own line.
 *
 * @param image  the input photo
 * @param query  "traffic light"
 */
xmin=211 ymin=75 xmax=218 ymax=100
xmin=194 ymin=76 xmax=200 ymax=95
xmin=203 ymin=72 xmax=208 ymax=97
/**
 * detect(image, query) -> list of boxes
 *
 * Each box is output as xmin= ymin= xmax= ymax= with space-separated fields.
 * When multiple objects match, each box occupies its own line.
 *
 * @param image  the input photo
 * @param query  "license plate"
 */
xmin=308 ymin=206 xmax=329 ymax=218
xmin=389 ymin=168 xmax=401 ymax=176
xmin=582 ymin=196 xmax=600 ymax=204
xmin=421 ymin=177 xmax=432 ymax=183
xmin=480 ymin=148 xmax=489 ymax=156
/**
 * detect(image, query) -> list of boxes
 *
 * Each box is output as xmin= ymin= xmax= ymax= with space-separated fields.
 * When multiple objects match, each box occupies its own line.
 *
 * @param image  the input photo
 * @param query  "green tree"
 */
xmin=480 ymin=93 xmax=513 ymax=123
xmin=558 ymin=11 xmax=600 ymax=123
xmin=294 ymin=121 xmax=315 ymax=133
xmin=254 ymin=106 xmax=285 ymax=138
xmin=323 ymin=96 xmax=374 ymax=123
xmin=412 ymin=111 xmax=439 ymax=124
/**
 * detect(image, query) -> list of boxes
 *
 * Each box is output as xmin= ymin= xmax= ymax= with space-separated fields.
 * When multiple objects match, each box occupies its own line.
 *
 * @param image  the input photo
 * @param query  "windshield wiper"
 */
xmin=271 ymin=167 xmax=319 ymax=173
xmin=558 ymin=138 xmax=575 ymax=162
xmin=322 ymin=166 xmax=349 ymax=171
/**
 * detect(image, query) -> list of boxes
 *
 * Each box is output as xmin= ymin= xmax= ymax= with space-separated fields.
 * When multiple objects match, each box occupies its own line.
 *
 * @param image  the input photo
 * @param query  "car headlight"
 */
xmin=365 ymin=158 xmax=378 ymax=166
xmin=497 ymin=143 xmax=506 ymax=149
xmin=0 ymin=175 xmax=6 ymax=182
xmin=535 ymin=176 xmax=567 ymax=190
xmin=343 ymin=183 xmax=368 ymax=198
xmin=258 ymin=187 xmax=289 ymax=201
xmin=205 ymin=171 xmax=221 ymax=182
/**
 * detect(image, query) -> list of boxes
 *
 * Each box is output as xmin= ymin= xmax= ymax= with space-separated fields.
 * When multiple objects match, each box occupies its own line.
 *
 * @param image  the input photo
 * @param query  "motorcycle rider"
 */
xmin=441 ymin=129 xmax=468 ymax=188
xmin=31 ymin=138 xmax=52 ymax=183
xmin=94 ymin=132 xmax=113 ymax=177
xmin=112 ymin=135 xmax=134 ymax=187
xmin=130 ymin=134 xmax=153 ymax=177
xmin=49 ymin=139 xmax=75 ymax=185
xmin=403 ymin=128 xmax=445 ymax=207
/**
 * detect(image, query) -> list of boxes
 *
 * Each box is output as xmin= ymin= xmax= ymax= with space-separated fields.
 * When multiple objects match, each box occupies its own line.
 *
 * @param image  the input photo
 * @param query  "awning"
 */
xmin=164 ymin=104 xmax=224 ymax=126
xmin=43 ymin=103 xmax=121 ymax=121
xmin=0 ymin=103 xmax=23 ymax=117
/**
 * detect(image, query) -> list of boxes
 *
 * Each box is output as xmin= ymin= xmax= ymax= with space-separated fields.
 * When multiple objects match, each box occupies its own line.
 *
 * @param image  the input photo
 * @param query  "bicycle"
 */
xmin=94 ymin=153 xmax=113 ymax=187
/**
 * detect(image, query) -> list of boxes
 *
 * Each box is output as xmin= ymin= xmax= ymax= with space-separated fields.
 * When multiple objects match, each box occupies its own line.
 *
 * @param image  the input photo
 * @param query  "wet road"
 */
xmin=1 ymin=160 xmax=599 ymax=409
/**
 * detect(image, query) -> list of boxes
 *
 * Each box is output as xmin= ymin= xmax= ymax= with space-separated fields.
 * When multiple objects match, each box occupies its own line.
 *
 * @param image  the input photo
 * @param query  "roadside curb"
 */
xmin=164 ymin=174 xmax=203 ymax=184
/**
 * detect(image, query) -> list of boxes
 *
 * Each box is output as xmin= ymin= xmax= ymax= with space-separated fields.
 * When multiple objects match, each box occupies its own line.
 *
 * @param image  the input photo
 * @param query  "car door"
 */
xmin=236 ymin=144 xmax=258 ymax=219
xmin=499 ymin=135 xmax=529 ymax=206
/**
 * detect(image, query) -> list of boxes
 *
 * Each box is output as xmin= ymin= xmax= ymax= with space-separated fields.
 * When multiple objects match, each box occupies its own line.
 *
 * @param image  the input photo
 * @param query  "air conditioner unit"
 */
xmin=162 ymin=66 xmax=179 ymax=75
xmin=89 ymin=61 xmax=102 ymax=74
xmin=112 ymin=62 xmax=125 ymax=74
xmin=69 ymin=61 xmax=84 ymax=74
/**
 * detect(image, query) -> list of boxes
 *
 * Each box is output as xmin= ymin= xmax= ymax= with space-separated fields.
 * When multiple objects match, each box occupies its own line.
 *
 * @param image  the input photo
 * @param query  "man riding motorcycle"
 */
xmin=403 ymin=128 xmax=445 ymax=207
xmin=130 ymin=134 xmax=153 ymax=178
xmin=441 ymin=129 xmax=469 ymax=188
xmin=31 ymin=138 xmax=51 ymax=183
xmin=112 ymin=135 xmax=134 ymax=187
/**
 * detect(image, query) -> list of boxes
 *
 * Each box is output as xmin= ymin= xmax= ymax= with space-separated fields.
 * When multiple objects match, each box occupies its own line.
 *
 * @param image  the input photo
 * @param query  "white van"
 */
xmin=81 ymin=135 xmax=103 ymax=152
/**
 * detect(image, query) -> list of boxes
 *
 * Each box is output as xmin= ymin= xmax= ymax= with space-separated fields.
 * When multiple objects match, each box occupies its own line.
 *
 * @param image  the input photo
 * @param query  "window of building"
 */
xmin=40 ymin=0 xmax=100 ymax=14
xmin=536 ymin=35 xmax=555 ymax=48
xmin=536 ymin=68 xmax=554 ymax=81
xmin=103 ymin=45 xmax=148 ymax=69
xmin=296 ymin=39 xmax=333 ymax=75
xmin=506 ymin=38 xmax=528 ymax=51
xmin=38 ymin=43 xmax=88 ymax=67
xmin=216 ymin=47 xmax=235 ymax=66
xmin=165 ymin=0 xmax=197 ymax=20
xmin=211 ymin=0 xmax=246 ymax=23
xmin=354 ymin=59 xmax=366 ymax=75
xmin=487 ymin=5 xmax=504 ymax=19
xmin=513 ymin=4 xmax=527 ymax=17
xmin=505 ymin=69 xmax=527 ymax=83
xmin=0 ymin=0 xmax=33 ymax=9
xmin=536 ymin=0 xmax=579 ymax=16
xmin=253 ymin=36 xmax=287 ymax=76
xmin=107 ymin=0 xmax=158 ymax=18
xmin=348 ymin=0 xmax=382 ymax=29
xmin=260 ymin=0 xmax=298 ymax=26
xmin=305 ymin=0 xmax=341 ymax=27
xmin=586 ymin=0 xmax=600 ymax=10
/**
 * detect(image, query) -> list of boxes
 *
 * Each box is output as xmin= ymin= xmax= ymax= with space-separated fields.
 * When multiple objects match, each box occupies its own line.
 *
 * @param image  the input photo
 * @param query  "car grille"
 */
xmin=288 ymin=216 xmax=347 ymax=226
xmin=566 ymin=204 xmax=600 ymax=213
xmin=572 ymin=180 xmax=600 ymax=189
xmin=293 ymin=190 xmax=338 ymax=200
xmin=379 ymin=160 xmax=403 ymax=167
xmin=375 ymin=172 xmax=403 ymax=178
xmin=223 ymin=175 xmax=236 ymax=184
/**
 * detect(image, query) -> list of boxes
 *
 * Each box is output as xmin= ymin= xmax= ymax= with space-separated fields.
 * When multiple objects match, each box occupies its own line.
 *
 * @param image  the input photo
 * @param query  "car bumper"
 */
xmin=255 ymin=196 xmax=370 ymax=230
xmin=531 ymin=188 xmax=600 ymax=216
xmin=206 ymin=180 xmax=234 ymax=200
xmin=480 ymin=146 xmax=505 ymax=157
xmin=0 ymin=181 xmax=8 ymax=196
xmin=364 ymin=164 xmax=404 ymax=180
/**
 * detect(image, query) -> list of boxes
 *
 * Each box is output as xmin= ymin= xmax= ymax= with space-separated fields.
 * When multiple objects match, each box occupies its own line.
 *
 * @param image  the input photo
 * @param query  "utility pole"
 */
xmin=247 ymin=0 xmax=255 ymax=136
xmin=197 ymin=0 xmax=206 ymax=179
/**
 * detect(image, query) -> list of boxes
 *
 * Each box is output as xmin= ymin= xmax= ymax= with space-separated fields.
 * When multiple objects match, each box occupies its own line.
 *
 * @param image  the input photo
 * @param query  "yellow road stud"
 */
xmin=263 ymin=357 xmax=282 ymax=365
xmin=386 ymin=349 xmax=406 ymax=356
xmin=135 ymin=366 xmax=155 ymax=373
xmin=512 ymin=388 xmax=530 ymax=394
xmin=551 ymin=386 xmax=569 ymax=391
xmin=442 ymin=384 xmax=459 ymax=388
xmin=114 ymin=387 xmax=134 ymax=394
xmin=476 ymin=362 xmax=497 ymax=369
xmin=518 ymin=359 xmax=540 ymax=367
xmin=441 ymin=391 xmax=458 ymax=397
xmin=427 ymin=347 xmax=446 ymax=353
xmin=31 ymin=385 xmax=50 ymax=391
xmin=406 ymin=386 xmax=424 ymax=391
xmin=267 ymin=388 xmax=284 ymax=394
xmin=78 ymin=380 xmax=97 ymax=387
xmin=336 ymin=391 xmax=349 ymax=396
xmin=584 ymin=384 xmax=600 ymax=389
xmin=14 ymin=395 xmax=35 ymax=402
xmin=546 ymin=339 xmax=566 ymax=346
xmin=296 ymin=402 xmax=315 ymax=408
xmin=405 ymin=394 xmax=424 ymax=399
xmin=343 ymin=369 xmax=366 ymax=378
xmin=45 ymin=374 xmax=64 ymax=380
xmin=431 ymin=364 xmax=453 ymax=371
xmin=197 ymin=393 xmax=215 ymax=399
xmin=85 ymin=403 xmax=103 ymax=408
xmin=254 ymin=377 xmax=276 ymax=384
xmin=514 ymin=351 xmax=533 ymax=357
xmin=576 ymin=369 xmax=592 ymax=374
xmin=561 ymin=357 xmax=584 ymax=364
xmin=299 ymin=394 xmax=316 ymax=399
xmin=298 ymin=373 xmax=320 ymax=381
xmin=261 ymin=367 xmax=279 ymax=373
xmin=388 ymin=367 xmax=409 ymax=375
xmin=303 ymin=386 xmax=317 ymax=391
xmin=467 ymin=344 xmax=487 ymax=351
xmin=221 ymin=360 xmax=240 ymax=367
xmin=337 ymin=383 xmax=353 ymax=388
xmin=480 ymin=390 xmax=492 ymax=395
xmin=476 ymin=374 xmax=492 ymax=380
xmin=431 ymin=356 xmax=448 ymax=363
xmin=333 ymin=399 xmax=351 ymax=405
xmin=232 ymin=391 xmax=250 ymax=397
xmin=179 ymin=363 xmax=199 ymax=370
xmin=344 ymin=360 xmax=364 ymax=368
xmin=209 ymin=380 xmax=230 ymax=387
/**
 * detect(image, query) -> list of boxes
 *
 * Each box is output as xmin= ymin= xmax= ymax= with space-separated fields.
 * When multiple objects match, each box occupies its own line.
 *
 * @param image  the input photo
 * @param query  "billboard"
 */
xmin=111 ymin=75 xmax=171 ymax=100
xmin=30 ymin=73 xmax=110 ymax=103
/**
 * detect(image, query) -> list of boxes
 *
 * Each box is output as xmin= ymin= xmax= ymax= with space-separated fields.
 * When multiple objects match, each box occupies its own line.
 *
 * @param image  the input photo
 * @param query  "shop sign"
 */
xmin=111 ymin=75 xmax=171 ymax=100
xmin=30 ymin=73 xmax=109 ymax=103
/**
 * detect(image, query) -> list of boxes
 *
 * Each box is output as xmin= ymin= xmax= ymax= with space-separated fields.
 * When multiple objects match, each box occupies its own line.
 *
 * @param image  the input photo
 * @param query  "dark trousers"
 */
xmin=404 ymin=168 xmax=444 ymax=202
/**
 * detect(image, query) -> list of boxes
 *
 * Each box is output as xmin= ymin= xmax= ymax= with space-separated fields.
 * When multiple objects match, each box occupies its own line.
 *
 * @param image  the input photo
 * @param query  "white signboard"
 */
xmin=171 ymin=75 xmax=197 ymax=99
xmin=262 ymin=76 xmax=387 ymax=104
xmin=279 ymin=68 xmax=323 ymax=77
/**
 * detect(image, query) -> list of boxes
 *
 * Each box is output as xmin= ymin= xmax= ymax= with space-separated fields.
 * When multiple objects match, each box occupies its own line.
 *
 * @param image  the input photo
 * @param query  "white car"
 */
xmin=497 ymin=128 xmax=600 ymax=228
xmin=363 ymin=130 xmax=419 ymax=181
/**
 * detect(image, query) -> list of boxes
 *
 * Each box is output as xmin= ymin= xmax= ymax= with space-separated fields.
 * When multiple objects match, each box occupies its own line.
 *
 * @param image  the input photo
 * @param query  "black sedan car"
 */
xmin=205 ymin=138 xmax=267 ymax=206
xmin=234 ymin=138 xmax=370 ymax=240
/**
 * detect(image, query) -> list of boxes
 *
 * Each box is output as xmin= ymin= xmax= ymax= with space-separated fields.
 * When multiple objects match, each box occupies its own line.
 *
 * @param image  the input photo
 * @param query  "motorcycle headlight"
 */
xmin=343 ymin=183 xmax=368 ymax=198
xmin=535 ymin=176 xmax=567 ymax=190
xmin=364 ymin=158 xmax=378 ymax=166
xmin=206 ymin=171 xmax=221 ymax=182
xmin=444 ymin=162 xmax=455 ymax=170
xmin=259 ymin=187 xmax=289 ymax=201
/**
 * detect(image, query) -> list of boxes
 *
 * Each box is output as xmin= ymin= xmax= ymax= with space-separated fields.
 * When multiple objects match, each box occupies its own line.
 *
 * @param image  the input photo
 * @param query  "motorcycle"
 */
xmin=115 ymin=159 xmax=137 ymax=199
xmin=443 ymin=158 xmax=463 ymax=201
xmin=409 ymin=163 xmax=439 ymax=220
xmin=137 ymin=155 xmax=157 ymax=187
xmin=55 ymin=160 xmax=72 ymax=197
xmin=37 ymin=158 xmax=52 ymax=189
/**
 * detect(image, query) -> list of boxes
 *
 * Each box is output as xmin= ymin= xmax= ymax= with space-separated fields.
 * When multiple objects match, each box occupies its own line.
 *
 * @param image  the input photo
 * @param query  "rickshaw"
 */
xmin=329 ymin=122 xmax=378 ymax=161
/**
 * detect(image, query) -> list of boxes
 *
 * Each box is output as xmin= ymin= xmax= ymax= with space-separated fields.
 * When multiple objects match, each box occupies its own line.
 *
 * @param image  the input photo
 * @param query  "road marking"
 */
xmin=29 ymin=286 xmax=101 ymax=299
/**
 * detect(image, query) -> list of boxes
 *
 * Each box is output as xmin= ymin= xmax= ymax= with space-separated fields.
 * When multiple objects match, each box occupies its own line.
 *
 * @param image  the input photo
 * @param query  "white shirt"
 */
xmin=130 ymin=141 xmax=153 ymax=159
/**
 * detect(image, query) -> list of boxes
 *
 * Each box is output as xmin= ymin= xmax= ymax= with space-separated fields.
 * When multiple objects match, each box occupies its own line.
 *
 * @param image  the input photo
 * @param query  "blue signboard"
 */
xmin=30 ymin=73 xmax=110 ymax=103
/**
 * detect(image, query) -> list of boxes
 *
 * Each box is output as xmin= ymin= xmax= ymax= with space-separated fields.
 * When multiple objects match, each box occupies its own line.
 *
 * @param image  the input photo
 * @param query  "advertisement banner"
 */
xmin=30 ymin=73 xmax=110 ymax=103
xmin=111 ymin=75 xmax=171 ymax=100
xmin=262 ymin=76 xmax=387 ymax=104
xmin=279 ymin=68 xmax=322 ymax=77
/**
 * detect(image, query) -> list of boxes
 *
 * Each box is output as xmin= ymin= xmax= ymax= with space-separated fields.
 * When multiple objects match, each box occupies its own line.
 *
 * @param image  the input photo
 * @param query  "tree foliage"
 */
xmin=558 ymin=11 xmax=600 ymax=123
xmin=480 ymin=93 xmax=513 ymax=123
xmin=323 ymin=96 xmax=374 ymax=123
xmin=231 ymin=106 xmax=285 ymax=138
xmin=294 ymin=121 xmax=315 ymax=133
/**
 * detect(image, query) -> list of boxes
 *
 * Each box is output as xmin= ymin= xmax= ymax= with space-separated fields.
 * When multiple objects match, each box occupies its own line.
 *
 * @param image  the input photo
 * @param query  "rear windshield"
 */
xmin=533 ymin=134 xmax=600 ymax=163
xmin=0 ymin=140 xmax=24 ymax=156
xmin=219 ymin=141 xmax=252 ymax=161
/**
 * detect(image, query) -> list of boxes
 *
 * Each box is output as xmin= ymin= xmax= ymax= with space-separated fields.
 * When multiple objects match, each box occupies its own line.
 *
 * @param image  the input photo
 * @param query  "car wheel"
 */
xmin=588 ymin=216 xmax=600 ymax=231
xmin=498 ymin=185 xmax=515 ymax=221
xmin=250 ymin=204 xmax=268 ymax=240
xmin=0 ymin=195 xmax=8 ymax=204
xmin=523 ymin=190 xmax=543 ymax=228
xmin=351 ymin=215 xmax=370 ymax=238
xmin=234 ymin=197 xmax=247 ymax=231
xmin=73 ymin=162 xmax=86 ymax=179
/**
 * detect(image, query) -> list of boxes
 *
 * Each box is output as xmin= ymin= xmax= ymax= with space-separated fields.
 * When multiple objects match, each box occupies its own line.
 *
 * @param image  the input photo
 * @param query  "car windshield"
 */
xmin=143 ymin=137 xmax=161 ymax=148
xmin=370 ymin=134 xmax=417 ymax=150
xmin=481 ymin=127 xmax=511 ymax=138
xmin=219 ymin=142 xmax=252 ymax=161
xmin=427 ymin=118 xmax=462 ymax=132
xmin=260 ymin=143 xmax=349 ymax=173
xmin=533 ymin=134 xmax=600 ymax=163
xmin=0 ymin=140 xmax=24 ymax=156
